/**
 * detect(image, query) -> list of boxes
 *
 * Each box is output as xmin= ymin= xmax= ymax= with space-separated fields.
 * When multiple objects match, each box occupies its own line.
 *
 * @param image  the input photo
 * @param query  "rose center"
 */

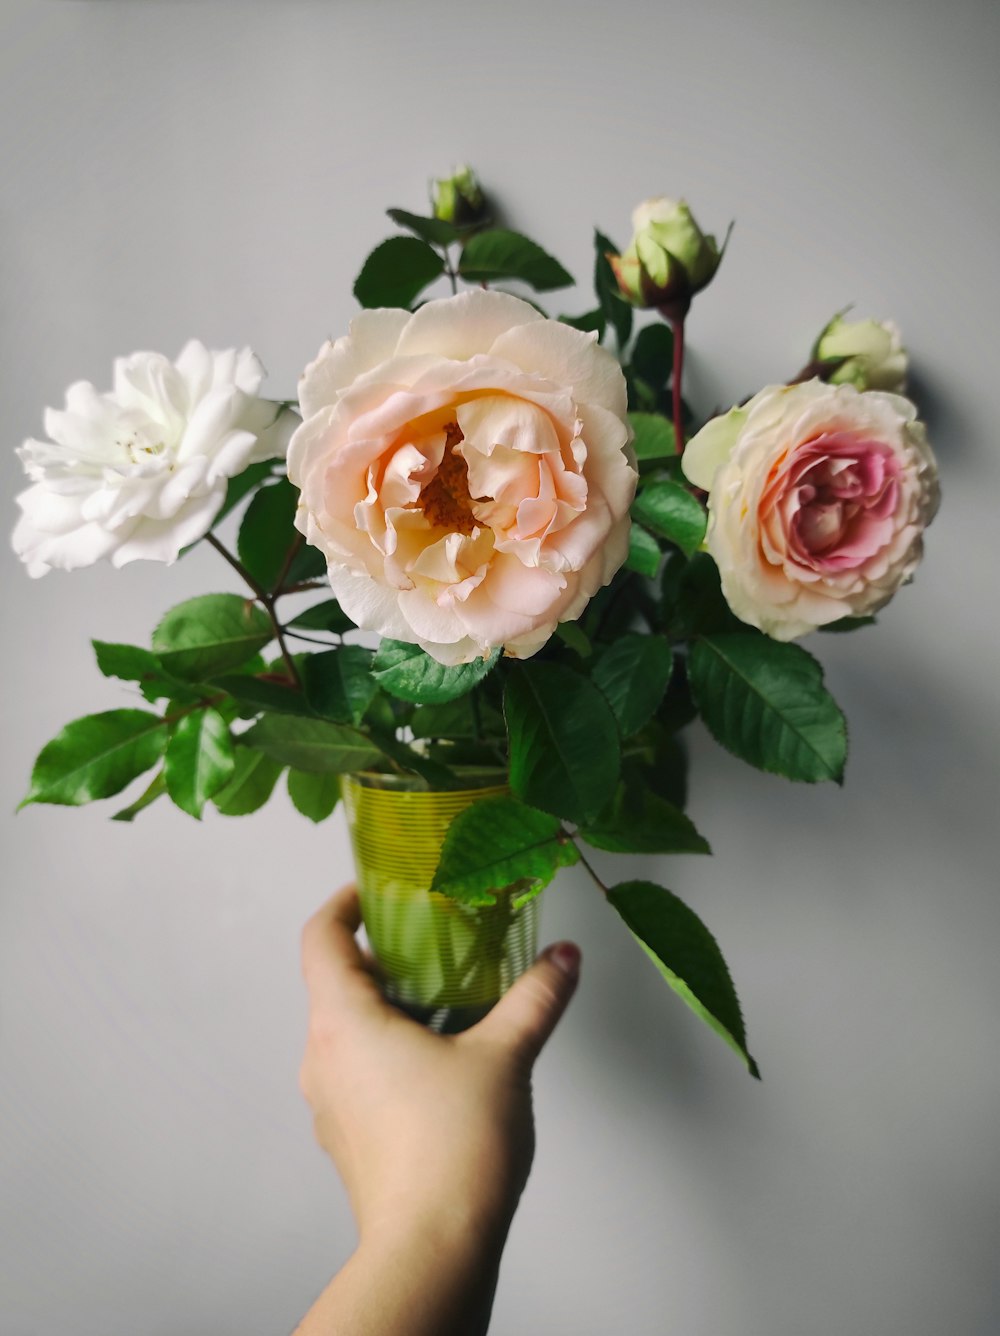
xmin=419 ymin=422 xmax=478 ymax=535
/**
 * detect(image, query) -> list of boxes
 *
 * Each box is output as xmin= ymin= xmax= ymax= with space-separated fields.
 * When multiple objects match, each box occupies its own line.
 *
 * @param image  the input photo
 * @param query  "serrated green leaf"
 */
xmin=625 ymin=523 xmax=662 ymax=577
xmin=353 ymin=236 xmax=445 ymax=309
xmin=212 ymin=746 xmax=284 ymax=816
xmin=287 ymin=768 xmax=341 ymax=822
xmin=581 ymin=785 xmax=709 ymax=855
xmin=664 ymin=551 xmax=743 ymax=638
xmin=410 ymin=697 xmax=505 ymax=740
xmin=386 ymin=207 xmax=467 ymax=247
xmin=632 ymin=480 xmax=707 ymax=556
xmin=241 ymin=714 xmax=383 ymax=773
xmin=21 ymin=709 xmax=167 ymax=808
xmin=287 ymin=599 xmax=354 ymax=634
xmin=111 ymin=770 xmax=167 ymax=822
xmin=92 ymin=641 xmax=198 ymax=703
xmin=372 ymin=640 xmax=500 ymax=704
xmin=609 ymin=880 xmax=759 ymax=1077
xmin=688 ymin=634 xmax=847 ymax=783
xmin=211 ymin=674 xmax=315 ymax=718
xmin=504 ymin=662 xmax=620 ymax=824
xmin=163 ymin=707 xmax=235 ymax=819
xmin=152 ymin=594 xmax=273 ymax=681
xmin=432 ymin=796 xmax=578 ymax=906
xmin=594 ymin=229 xmax=633 ymax=348
xmin=237 ymin=478 xmax=301 ymax=591
xmin=591 ymin=634 xmax=673 ymax=738
xmin=458 ymin=229 xmax=573 ymax=291
xmin=554 ymin=621 xmax=592 ymax=657
xmin=629 ymin=322 xmax=674 ymax=391
xmin=628 ymin=412 xmax=677 ymax=463
xmin=303 ymin=646 xmax=378 ymax=724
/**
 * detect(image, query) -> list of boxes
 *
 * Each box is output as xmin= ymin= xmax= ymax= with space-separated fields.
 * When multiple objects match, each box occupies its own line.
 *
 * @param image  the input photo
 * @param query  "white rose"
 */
xmin=682 ymin=379 xmax=939 ymax=639
xmin=13 ymin=341 xmax=295 ymax=576
xmin=288 ymin=290 xmax=637 ymax=665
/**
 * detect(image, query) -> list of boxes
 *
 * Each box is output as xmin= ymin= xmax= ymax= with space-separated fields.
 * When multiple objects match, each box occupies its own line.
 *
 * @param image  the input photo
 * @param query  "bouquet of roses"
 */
xmin=14 ymin=168 xmax=939 ymax=1074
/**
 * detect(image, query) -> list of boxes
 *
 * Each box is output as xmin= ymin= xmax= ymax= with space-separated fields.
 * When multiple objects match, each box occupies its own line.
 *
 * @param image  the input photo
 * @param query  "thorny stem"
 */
xmin=205 ymin=533 xmax=301 ymax=688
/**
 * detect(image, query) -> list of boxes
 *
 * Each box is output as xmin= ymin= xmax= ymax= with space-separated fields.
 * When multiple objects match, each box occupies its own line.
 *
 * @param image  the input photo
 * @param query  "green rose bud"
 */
xmin=608 ymin=197 xmax=728 ymax=317
xmin=813 ymin=313 xmax=908 ymax=393
xmin=431 ymin=164 xmax=488 ymax=227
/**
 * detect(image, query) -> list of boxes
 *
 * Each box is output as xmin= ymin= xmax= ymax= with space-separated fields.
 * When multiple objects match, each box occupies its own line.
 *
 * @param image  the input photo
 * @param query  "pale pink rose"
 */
xmin=288 ymin=291 xmax=637 ymax=664
xmin=681 ymin=379 xmax=939 ymax=639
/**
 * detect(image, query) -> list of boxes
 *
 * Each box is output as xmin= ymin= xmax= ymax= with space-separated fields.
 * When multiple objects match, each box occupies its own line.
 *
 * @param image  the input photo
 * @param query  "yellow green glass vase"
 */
xmin=341 ymin=768 xmax=540 ymax=1033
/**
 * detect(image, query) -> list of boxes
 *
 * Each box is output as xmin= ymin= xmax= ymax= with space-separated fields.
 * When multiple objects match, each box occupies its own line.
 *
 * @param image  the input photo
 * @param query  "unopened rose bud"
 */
xmin=608 ymin=197 xmax=727 ymax=317
xmin=431 ymin=164 xmax=488 ymax=227
xmin=813 ymin=313 xmax=908 ymax=393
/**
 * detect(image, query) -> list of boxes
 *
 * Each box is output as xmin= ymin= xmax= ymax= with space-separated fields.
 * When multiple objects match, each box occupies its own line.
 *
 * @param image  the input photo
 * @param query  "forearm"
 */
xmin=293 ymin=1214 xmax=508 ymax=1336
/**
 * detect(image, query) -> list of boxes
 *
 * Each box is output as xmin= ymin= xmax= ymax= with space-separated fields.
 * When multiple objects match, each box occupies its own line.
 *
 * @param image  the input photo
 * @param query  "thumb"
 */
xmin=471 ymin=941 xmax=581 ymax=1066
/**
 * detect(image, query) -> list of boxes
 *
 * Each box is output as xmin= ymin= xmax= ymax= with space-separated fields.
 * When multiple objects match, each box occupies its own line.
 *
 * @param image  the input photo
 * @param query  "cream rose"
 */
xmin=288 ymin=291 xmax=637 ymax=664
xmin=681 ymin=379 xmax=939 ymax=639
xmin=13 ymin=341 xmax=294 ymax=576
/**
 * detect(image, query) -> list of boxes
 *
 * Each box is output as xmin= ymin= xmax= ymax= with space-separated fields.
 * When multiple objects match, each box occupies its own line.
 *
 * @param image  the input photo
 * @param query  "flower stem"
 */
xmin=670 ymin=316 xmax=686 ymax=455
xmin=205 ymin=532 xmax=302 ymax=687
xmin=569 ymin=836 xmax=610 ymax=897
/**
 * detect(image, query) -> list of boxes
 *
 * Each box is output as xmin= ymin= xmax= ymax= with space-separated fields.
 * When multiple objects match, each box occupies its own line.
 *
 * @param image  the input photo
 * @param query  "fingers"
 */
xmin=469 ymin=941 xmax=580 ymax=1067
xmin=301 ymin=883 xmax=382 ymax=1013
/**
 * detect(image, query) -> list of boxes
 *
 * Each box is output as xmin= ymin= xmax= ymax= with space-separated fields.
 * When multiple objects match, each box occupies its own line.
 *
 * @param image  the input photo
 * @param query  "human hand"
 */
xmin=298 ymin=883 xmax=581 ymax=1252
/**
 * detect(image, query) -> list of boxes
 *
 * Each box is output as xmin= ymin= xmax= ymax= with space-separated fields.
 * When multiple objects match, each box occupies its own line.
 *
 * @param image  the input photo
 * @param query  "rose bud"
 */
xmin=431 ymin=164 xmax=489 ymax=228
xmin=813 ymin=313 xmax=908 ymax=394
xmin=608 ymin=197 xmax=728 ymax=317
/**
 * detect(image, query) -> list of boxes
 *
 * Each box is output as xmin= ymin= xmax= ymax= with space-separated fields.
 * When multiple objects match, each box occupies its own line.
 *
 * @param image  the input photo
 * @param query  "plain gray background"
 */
xmin=2 ymin=2 xmax=998 ymax=1333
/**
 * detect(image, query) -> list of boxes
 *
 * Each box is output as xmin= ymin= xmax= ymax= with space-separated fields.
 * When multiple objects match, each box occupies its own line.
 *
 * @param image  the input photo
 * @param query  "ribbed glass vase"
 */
xmin=341 ymin=768 xmax=540 ymax=1034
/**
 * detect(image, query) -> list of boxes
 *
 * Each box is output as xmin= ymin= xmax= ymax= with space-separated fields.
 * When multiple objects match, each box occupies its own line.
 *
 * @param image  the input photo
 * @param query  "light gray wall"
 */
xmin=2 ymin=2 xmax=998 ymax=1334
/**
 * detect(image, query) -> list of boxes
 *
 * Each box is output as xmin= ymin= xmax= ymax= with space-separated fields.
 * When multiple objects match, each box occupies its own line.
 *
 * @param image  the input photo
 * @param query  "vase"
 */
xmin=340 ymin=768 xmax=540 ymax=1034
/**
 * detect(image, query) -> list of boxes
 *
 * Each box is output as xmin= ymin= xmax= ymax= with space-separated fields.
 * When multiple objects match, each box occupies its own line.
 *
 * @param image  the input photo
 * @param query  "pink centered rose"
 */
xmin=681 ymin=380 xmax=939 ymax=638
xmin=288 ymin=291 xmax=637 ymax=664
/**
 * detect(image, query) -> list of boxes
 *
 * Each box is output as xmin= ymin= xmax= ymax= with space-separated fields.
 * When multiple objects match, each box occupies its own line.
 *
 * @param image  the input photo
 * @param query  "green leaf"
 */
xmin=632 ymin=480 xmax=707 ymax=556
xmin=591 ymin=634 xmax=673 ymax=737
xmin=152 ymin=594 xmax=273 ymax=680
xmin=664 ymin=551 xmax=743 ymax=638
xmin=594 ymin=229 xmax=633 ymax=348
xmin=92 ymin=641 xmax=197 ymax=703
xmin=163 ymin=707 xmax=235 ymax=819
xmin=283 ymin=539 xmax=327 ymax=588
xmin=410 ymin=698 xmax=491 ymax=740
xmin=372 ymin=640 xmax=500 ymax=704
xmin=212 ymin=747 xmax=284 ymax=816
xmin=303 ymin=646 xmax=378 ymax=724
xmin=237 ymin=478 xmax=301 ymax=592
xmin=111 ymin=770 xmax=167 ymax=822
xmin=581 ymin=786 xmax=709 ymax=855
xmin=559 ymin=308 xmax=605 ymax=338
xmin=688 ymin=634 xmax=848 ymax=783
xmin=241 ymin=714 xmax=383 ymax=774
xmin=608 ymin=880 xmax=759 ymax=1077
xmin=504 ymin=662 xmax=620 ymax=824
xmin=628 ymin=412 xmax=677 ymax=464
xmin=386 ymin=207 xmax=467 ymax=247
xmin=211 ymin=674 xmax=315 ymax=718
xmin=353 ymin=236 xmax=445 ymax=309
xmin=287 ymin=769 xmax=341 ymax=822
xmin=212 ymin=459 xmax=276 ymax=527
xmin=820 ymin=615 xmax=877 ymax=633
xmin=625 ymin=523 xmax=662 ymax=578
xmin=554 ymin=620 xmax=592 ymax=657
xmin=629 ymin=322 xmax=674 ymax=391
xmin=458 ymin=228 xmax=573 ymax=291
xmin=21 ymin=709 xmax=167 ymax=808
xmin=287 ymin=599 xmax=354 ymax=634
xmin=432 ymin=796 xmax=578 ymax=906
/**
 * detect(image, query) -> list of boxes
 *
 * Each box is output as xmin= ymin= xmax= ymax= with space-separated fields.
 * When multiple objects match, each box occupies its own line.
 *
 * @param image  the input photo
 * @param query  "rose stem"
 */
xmin=205 ymin=532 xmax=302 ymax=688
xmin=442 ymin=247 xmax=459 ymax=295
xmin=670 ymin=316 xmax=686 ymax=455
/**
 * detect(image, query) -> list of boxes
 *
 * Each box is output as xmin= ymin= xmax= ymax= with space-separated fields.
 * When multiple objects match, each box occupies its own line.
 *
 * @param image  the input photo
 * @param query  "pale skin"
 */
xmin=294 ymin=883 xmax=581 ymax=1336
